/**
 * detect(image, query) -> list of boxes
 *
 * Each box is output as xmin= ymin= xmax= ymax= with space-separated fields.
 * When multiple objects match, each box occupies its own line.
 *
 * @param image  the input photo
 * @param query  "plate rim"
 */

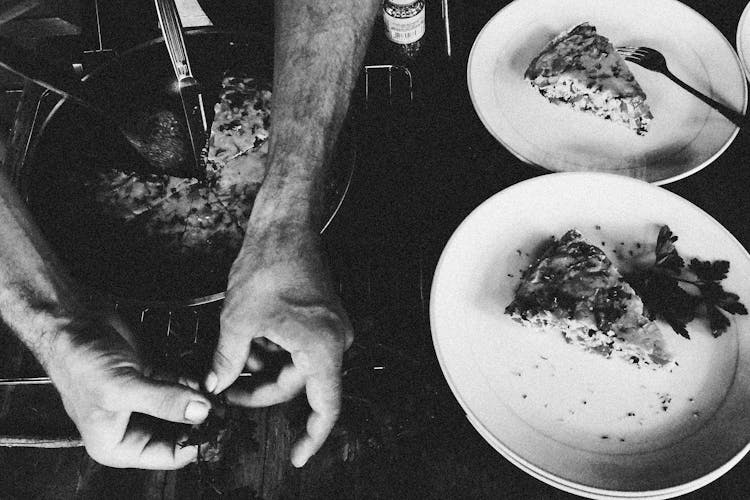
xmin=466 ymin=410 xmax=750 ymax=500
xmin=736 ymin=1 xmax=750 ymax=81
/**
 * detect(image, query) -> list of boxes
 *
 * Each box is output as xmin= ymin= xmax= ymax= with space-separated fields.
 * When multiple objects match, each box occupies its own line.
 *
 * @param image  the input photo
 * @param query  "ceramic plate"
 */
xmin=467 ymin=0 xmax=747 ymax=185
xmin=737 ymin=2 xmax=750 ymax=81
xmin=430 ymin=173 xmax=750 ymax=498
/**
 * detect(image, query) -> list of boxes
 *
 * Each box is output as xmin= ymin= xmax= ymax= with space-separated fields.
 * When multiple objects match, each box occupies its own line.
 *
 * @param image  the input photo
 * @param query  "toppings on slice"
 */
xmin=525 ymin=23 xmax=653 ymax=135
xmin=506 ymin=230 xmax=671 ymax=367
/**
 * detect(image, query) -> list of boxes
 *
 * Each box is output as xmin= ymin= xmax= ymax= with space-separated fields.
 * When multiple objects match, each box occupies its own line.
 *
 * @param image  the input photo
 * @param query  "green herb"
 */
xmin=654 ymin=225 xmax=684 ymax=272
xmin=625 ymin=226 xmax=747 ymax=338
xmin=179 ymin=397 xmax=227 ymax=451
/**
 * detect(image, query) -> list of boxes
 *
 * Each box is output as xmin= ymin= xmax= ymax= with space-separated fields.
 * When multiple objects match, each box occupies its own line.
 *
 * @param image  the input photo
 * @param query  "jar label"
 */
xmin=384 ymin=9 xmax=425 ymax=45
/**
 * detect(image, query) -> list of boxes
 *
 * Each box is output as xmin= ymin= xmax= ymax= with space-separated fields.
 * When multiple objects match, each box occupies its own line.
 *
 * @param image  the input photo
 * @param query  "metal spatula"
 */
xmin=154 ymin=0 xmax=209 ymax=180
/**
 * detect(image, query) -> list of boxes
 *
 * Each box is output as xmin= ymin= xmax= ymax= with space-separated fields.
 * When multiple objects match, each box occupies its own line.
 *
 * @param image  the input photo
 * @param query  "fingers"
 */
xmin=82 ymin=412 xmax=198 ymax=470
xmin=225 ymin=364 xmax=305 ymax=407
xmin=290 ymin=369 xmax=342 ymax=468
xmin=344 ymin=324 xmax=354 ymax=350
xmin=205 ymin=323 xmax=253 ymax=394
xmin=245 ymin=351 xmax=264 ymax=372
xmin=117 ymin=375 xmax=211 ymax=425
xmin=178 ymin=377 xmax=201 ymax=391
xmin=87 ymin=432 xmax=198 ymax=470
xmin=290 ymin=410 xmax=337 ymax=468
xmin=123 ymin=431 xmax=198 ymax=470
xmin=100 ymin=418 xmax=198 ymax=470
xmin=225 ymin=362 xmax=342 ymax=468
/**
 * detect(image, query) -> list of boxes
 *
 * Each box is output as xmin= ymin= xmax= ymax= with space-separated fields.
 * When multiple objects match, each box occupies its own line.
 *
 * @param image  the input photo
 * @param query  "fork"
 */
xmin=617 ymin=46 xmax=745 ymax=127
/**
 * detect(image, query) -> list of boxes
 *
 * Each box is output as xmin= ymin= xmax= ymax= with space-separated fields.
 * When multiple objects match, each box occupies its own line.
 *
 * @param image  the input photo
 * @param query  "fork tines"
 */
xmin=616 ymin=46 xmax=649 ymax=60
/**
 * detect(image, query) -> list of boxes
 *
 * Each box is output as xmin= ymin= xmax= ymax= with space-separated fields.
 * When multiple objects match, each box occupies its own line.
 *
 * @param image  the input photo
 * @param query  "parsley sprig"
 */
xmin=625 ymin=226 xmax=747 ymax=338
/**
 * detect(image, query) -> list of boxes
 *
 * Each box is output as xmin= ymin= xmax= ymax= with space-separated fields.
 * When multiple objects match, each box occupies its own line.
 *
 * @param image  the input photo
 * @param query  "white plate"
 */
xmin=467 ymin=0 xmax=747 ymax=185
xmin=737 ymin=2 xmax=750 ymax=81
xmin=430 ymin=172 xmax=750 ymax=498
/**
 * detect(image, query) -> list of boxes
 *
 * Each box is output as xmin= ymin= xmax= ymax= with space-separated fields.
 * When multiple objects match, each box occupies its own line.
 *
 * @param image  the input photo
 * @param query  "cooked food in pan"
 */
xmin=87 ymin=76 xmax=271 ymax=256
xmin=26 ymin=76 xmax=274 ymax=300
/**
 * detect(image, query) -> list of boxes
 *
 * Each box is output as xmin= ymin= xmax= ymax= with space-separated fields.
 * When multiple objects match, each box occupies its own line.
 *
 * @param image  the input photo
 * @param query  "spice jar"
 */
xmin=382 ymin=0 xmax=426 ymax=60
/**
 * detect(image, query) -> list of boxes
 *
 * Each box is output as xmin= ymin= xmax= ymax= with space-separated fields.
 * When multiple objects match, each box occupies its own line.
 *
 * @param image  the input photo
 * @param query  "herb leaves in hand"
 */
xmin=625 ymin=226 xmax=747 ymax=338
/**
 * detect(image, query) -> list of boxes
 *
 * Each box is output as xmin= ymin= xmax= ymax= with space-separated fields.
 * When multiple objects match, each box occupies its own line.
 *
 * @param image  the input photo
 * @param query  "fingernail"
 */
xmin=204 ymin=371 xmax=218 ymax=393
xmin=291 ymin=449 xmax=308 ymax=468
xmin=184 ymin=400 xmax=209 ymax=423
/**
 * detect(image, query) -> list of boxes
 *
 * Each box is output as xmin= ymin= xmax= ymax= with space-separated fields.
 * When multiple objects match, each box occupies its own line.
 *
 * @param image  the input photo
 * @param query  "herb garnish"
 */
xmin=625 ymin=226 xmax=747 ymax=338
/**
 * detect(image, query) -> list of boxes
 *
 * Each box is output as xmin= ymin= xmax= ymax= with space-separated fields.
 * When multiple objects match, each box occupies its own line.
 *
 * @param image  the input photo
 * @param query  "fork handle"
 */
xmin=663 ymin=69 xmax=746 ymax=127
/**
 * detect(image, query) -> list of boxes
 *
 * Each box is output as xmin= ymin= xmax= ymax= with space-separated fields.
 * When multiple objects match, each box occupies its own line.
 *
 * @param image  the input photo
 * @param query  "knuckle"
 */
xmin=96 ymin=386 xmax=120 ymax=411
xmin=313 ymin=322 xmax=348 ymax=352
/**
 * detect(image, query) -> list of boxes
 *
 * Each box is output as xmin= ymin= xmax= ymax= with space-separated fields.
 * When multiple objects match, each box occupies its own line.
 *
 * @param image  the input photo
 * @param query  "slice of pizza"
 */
xmin=524 ymin=22 xmax=653 ymax=135
xmin=203 ymin=75 xmax=271 ymax=231
xmin=88 ymin=169 xmax=198 ymax=222
xmin=180 ymin=186 xmax=244 ymax=255
xmin=205 ymin=75 xmax=271 ymax=178
xmin=505 ymin=230 xmax=672 ymax=367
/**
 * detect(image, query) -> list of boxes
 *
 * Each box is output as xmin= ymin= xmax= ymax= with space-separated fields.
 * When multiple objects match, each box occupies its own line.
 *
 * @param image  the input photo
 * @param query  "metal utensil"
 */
xmin=617 ymin=46 xmax=746 ymax=127
xmin=441 ymin=0 xmax=452 ymax=58
xmin=0 ymin=37 xmax=192 ymax=175
xmin=154 ymin=0 xmax=208 ymax=179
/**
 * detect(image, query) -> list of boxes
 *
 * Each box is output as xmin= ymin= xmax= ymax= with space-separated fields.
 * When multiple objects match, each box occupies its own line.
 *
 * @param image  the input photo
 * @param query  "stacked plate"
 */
xmin=430 ymin=173 xmax=750 ymax=499
xmin=437 ymin=0 xmax=750 ymax=495
xmin=467 ymin=0 xmax=747 ymax=185
xmin=737 ymin=2 xmax=750 ymax=81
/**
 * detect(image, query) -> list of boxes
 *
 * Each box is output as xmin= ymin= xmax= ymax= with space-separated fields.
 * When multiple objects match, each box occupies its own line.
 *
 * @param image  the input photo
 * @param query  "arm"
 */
xmin=206 ymin=0 xmax=380 ymax=467
xmin=0 ymin=173 xmax=211 ymax=469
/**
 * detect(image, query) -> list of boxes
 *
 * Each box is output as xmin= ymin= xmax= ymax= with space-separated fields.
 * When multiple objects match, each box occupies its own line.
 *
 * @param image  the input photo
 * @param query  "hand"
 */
xmin=46 ymin=313 xmax=212 ymax=469
xmin=206 ymin=223 xmax=352 ymax=467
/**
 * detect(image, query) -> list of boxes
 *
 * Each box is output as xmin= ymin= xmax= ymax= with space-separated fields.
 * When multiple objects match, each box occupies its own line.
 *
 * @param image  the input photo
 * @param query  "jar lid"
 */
xmin=387 ymin=0 xmax=418 ymax=6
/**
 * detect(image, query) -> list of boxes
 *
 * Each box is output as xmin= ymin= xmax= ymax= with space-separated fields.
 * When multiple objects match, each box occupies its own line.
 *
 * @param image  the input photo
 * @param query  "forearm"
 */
xmin=248 ymin=0 xmax=380 ymax=233
xmin=0 ymin=173 xmax=85 ymax=369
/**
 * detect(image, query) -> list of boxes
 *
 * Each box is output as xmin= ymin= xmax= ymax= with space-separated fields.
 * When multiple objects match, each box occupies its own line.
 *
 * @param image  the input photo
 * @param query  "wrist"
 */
xmin=19 ymin=309 xmax=86 ymax=383
xmin=248 ymin=152 xmax=326 ymax=230
xmin=0 ymin=283 xmax=91 ymax=374
xmin=240 ymin=214 xmax=321 ymax=265
xmin=39 ymin=313 xmax=120 ymax=394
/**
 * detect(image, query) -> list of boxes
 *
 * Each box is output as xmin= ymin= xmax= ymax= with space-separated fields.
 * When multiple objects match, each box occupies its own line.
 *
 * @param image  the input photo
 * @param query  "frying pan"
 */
xmin=18 ymin=28 xmax=356 ymax=306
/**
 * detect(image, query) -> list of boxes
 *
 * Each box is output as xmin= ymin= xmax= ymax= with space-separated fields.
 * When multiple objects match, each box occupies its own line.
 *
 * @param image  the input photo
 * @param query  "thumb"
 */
xmin=119 ymin=375 xmax=212 ymax=425
xmin=205 ymin=330 xmax=252 ymax=395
